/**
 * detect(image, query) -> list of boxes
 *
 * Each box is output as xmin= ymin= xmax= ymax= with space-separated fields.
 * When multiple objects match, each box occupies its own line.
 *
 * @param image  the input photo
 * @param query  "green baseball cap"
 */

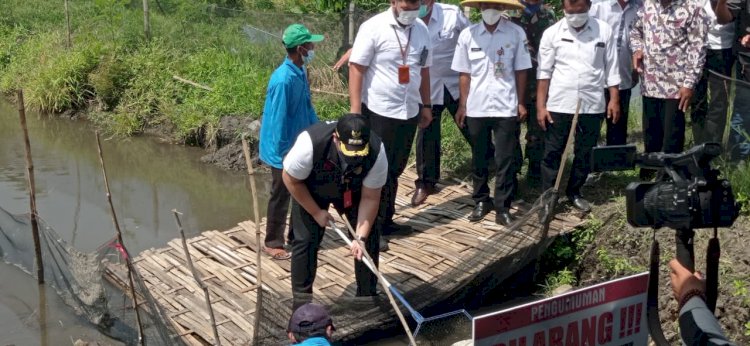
xmin=282 ymin=24 xmax=324 ymax=49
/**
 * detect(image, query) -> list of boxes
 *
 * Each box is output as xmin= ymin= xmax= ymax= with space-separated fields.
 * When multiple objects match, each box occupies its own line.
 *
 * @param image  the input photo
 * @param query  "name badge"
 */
xmin=398 ymin=65 xmax=410 ymax=84
xmin=343 ymin=189 xmax=352 ymax=208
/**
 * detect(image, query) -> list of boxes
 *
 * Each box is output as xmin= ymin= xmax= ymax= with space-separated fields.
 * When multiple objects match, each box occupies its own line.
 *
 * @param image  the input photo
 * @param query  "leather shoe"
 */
xmin=383 ymin=222 xmax=413 ymax=235
xmin=468 ymin=201 xmax=493 ymax=222
xmin=496 ymin=211 xmax=515 ymax=226
xmin=379 ymin=237 xmax=389 ymax=252
xmin=569 ymin=195 xmax=592 ymax=212
xmin=411 ymin=185 xmax=436 ymax=207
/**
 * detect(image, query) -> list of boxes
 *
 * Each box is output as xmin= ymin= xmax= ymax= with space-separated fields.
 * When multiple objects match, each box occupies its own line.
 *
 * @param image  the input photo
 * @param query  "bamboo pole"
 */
xmin=63 ymin=0 xmax=72 ymax=49
xmin=241 ymin=138 xmax=264 ymax=345
xmin=142 ymin=0 xmax=151 ymax=42
xmin=95 ymin=132 xmax=145 ymax=346
xmin=173 ymin=75 xmax=213 ymax=91
xmin=173 ymin=210 xmax=221 ymax=346
xmin=338 ymin=214 xmax=417 ymax=346
xmin=17 ymin=90 xmax=45 ymax=285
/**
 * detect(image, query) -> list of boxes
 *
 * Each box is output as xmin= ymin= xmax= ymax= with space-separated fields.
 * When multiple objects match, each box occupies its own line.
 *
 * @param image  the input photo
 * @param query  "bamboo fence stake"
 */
xmin=241 ymin=138 xmax=263 ymax=345
xmin=173 ymin=210 xmax=221 ymax=346
xmin=142 ymin=0 xmax=151 ymax=42
xmin=64 ymin=0 xmax=72 ymax=49
xmin=95 ymin=132 xmax=145 ymax=346
xmin=17 ymin=90 xmax=45 ymax=285
xmin=339 ymin=214 xmax=418 ymax=346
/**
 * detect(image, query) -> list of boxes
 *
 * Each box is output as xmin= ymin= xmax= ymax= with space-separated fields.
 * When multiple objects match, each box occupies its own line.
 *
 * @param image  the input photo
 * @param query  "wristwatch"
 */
xmin=356 ymin=234 xmax=367 ymax=242
xmin=422 ymin=104 xmax=432 ymax=109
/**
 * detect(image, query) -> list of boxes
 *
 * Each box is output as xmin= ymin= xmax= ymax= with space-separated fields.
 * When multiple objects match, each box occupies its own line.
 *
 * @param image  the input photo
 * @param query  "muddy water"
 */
xmin=0 ymin=99 xmax=270 ymax=343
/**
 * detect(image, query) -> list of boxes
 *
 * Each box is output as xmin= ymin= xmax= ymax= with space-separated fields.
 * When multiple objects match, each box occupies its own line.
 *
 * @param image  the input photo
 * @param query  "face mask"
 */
xmin=397 ymin=9 xmax=420 ymax=26
xmin=302 ymin=49 xmax=315 ymax=65
xmin=418 ymin=4 xmax=430 ymax=18
xmin=481 ymin=8 xmax=503 ymax=25
xmin=522 ymin=1 xmax=542 ymax=15
xmin=565 ymin=12 xmax=589 ymax=28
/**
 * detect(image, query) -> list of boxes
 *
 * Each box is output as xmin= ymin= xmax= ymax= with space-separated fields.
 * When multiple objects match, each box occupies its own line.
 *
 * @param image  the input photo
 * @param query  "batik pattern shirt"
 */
xmin=629 ymin=0 xmax=709 ymax=99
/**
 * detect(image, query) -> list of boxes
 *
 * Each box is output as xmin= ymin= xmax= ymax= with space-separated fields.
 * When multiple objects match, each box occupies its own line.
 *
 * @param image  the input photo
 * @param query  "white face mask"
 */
xmin=481 ymin=8 xmax=503 ymax=25
xmin=397 ymin=9 xmax=420 ymax=26
xmin=565 ymin=12 xmax=589 ymax=28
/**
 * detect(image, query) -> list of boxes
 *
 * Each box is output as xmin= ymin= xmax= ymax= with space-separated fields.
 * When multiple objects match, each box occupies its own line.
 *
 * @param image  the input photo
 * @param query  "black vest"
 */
xmin=304 ymin=121 xmax=382 ymax=211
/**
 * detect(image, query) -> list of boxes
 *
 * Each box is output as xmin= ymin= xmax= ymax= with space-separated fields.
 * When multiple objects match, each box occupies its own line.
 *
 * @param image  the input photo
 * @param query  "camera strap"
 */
xmin=647 ymin=230 xmax=670 ymax=346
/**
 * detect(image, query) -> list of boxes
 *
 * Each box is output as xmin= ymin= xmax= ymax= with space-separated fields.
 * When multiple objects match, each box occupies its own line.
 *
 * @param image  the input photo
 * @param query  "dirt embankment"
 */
xmin=198 ymin=116 xmax=265 ymax=172
xmin=576 ymin=200 xmax=750 ymax=344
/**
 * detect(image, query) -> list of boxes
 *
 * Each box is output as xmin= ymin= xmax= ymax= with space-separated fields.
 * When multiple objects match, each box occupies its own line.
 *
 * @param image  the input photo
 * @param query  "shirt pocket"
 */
xmin=589 ymin=42 xmax=606 ymax=69
xmin=468 ymin=49 xmax=488 ymax=77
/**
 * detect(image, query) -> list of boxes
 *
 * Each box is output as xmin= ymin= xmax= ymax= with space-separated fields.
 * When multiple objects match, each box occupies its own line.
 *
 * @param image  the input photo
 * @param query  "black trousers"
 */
xmin=604 ymin=88 xmax=633 ymax=145
xmin=415 ymin=87 xmax=469 ymax=187
xmin=641 ymin=97 xmax=685 ymax=178
xmin=541 ymin=112 xmax=603 ymax=197
xmin=363 ymin=104 xmax=418 ymax=226
xmin=265 ymin=167 xmax=292 ymax=249
xmin=730 ymin=57 xmax=750 ymax=160
xmin=691 ymin=48 xmax=735 ymax=146
xmin=290 ymin=201 xmax=380 ymax=306
xmin=466 ymin=116 xmax=519 ymax=211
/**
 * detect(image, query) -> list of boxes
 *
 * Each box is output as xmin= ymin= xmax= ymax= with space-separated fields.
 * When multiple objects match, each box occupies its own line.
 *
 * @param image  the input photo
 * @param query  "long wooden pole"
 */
xmin=95 ymin=132 xmax=145 ymax=346
xmin=63 ymin=0 xmax=71 ymax=49
xmin=17 ymin=90 xmax=45 ymax=285
xmin=338 ymin=214 xmax=417 ymax=346
xmin=173 ymin=210 xmax=221 ymax=346
xmin=142 ymin=0 xmax=151 ymax=42
xmin=241 ymin=138 xmax=264 ymax=345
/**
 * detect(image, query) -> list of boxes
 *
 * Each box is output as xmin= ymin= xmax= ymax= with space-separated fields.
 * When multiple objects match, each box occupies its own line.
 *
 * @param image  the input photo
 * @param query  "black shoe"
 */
xmin=379 ymin=237 xmax=389 ymax=252
xmin=569 ymin=195 xmax=592 ymax=212
xmin=495 ymin=211 xmax=515 ymax=226
xmin=383 ymin=222 xmax=413 ymax=235
xmin=468 ymin=201 xmax=493 ymax=222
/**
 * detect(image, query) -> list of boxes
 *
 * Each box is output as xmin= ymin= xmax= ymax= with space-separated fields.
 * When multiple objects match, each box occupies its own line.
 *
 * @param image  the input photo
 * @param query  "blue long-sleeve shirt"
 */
xmin=259 ymin=58 xmax=318 ymax=169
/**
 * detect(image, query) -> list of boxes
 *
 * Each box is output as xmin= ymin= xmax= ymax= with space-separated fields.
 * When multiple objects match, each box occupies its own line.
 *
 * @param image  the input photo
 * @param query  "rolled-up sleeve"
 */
xmin=683 ymin=7 xmax=709 ymax=89
xmin=451 ymin=29 xmax=471 ymax=74
xmin=629 ymin=8 xmax=645 ymax=52
xmin=604 ymin=27 xmax=621 ymax=87
xmin=282 ymin=131 xmax=314 ymax=180
xmin=536 ymin=28 xmax=555 ymax=80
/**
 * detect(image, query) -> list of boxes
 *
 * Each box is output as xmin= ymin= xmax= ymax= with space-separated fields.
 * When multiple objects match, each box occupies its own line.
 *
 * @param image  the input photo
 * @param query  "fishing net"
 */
xmin=0 ymin=205 xmax=182 ymax=345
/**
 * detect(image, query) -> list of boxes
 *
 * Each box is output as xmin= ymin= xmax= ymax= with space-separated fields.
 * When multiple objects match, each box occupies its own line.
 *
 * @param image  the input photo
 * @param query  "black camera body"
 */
xmin=592 ymin=143 xmax=739 ymax=230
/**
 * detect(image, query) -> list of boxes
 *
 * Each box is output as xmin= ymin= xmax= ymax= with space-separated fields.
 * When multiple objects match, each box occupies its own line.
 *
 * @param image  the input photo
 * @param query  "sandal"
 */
xmin=263 ymin=247 xmax=291 ymax=260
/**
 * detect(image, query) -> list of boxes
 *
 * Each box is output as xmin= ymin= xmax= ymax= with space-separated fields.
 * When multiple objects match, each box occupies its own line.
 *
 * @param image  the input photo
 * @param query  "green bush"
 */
xmin=89 ymin=52 xmax=131 ymax=110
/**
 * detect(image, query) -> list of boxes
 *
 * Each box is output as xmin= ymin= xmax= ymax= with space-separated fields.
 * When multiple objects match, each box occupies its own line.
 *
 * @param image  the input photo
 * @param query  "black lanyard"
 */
xmin=393 ymin=26 xmax=413 ymax=66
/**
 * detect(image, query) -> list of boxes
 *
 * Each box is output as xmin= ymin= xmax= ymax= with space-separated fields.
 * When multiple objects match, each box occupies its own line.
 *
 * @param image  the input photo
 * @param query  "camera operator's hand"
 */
xmin=669 ymin=259 xmax=705 ymax=302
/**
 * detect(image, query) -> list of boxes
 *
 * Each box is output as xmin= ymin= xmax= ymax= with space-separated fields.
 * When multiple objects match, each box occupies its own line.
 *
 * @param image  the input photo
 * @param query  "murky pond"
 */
xmin=0 ymin=98 xmax=270 ymax=344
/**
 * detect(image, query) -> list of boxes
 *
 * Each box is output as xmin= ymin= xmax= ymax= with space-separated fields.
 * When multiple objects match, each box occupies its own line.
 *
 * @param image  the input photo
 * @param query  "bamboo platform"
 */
xmin=104 ymin=169 xmax=585 ymax=345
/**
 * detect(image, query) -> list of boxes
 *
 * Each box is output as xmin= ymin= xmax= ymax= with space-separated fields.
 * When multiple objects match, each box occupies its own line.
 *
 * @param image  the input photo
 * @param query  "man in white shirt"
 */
xmin=452 ymin=0 xmax=532 ymax=226
xmin=537 ymin=0 xmax=621 ymax=212
xmin=589 ymin=0 xmax=643 ymax=146
xmin=283 ymin=114 xmax=388 ymax=306
xmin=691 ymin=0 xmax=736 ymax=146
xmin=412 ymin=0 xmax=471 ymax=207
xmin=349 ymin=0 xmax=433 ymax=241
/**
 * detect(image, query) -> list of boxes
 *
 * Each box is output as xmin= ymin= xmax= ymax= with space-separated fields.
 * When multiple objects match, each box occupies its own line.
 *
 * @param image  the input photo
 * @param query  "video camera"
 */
xmin=591 ymin=142 xmax=739 ymax=230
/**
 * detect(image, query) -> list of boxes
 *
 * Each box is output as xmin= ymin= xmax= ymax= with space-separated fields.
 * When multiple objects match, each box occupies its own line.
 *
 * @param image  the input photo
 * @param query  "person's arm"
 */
xmin=515 ymin=28 xmax=532 ymax=121
xmin=333 ymin=48 xmax=352 ymax=71
xmin=455 ymin=73 xmax=470 ymax=128
xmin=282 ymin=133 xmax=333 ymax=227
xmin=604 ymin=27 xmax=621 ymax=123
xmin=630 ymin=8 xmax=645 ymax=73
xmin=419 ymin=67 xmax=433 ymax=128
xmin=679 ymin=5 xmax=709 ymax=112
xmin=715 ymin=0 xmax=738 ymax=24
xmin=349 ymin=63 xmax=367 ymax=114
xmin=349 ymin=185 xmax=381 ymax=260
xmin=669 ymin=259 xmax=736 ymax=346
xmin=283 ymin=171 xmax=332 ymax=227
xmin=536 ymin=28 xmax=554 ymax=130
xmin=451 ymin=29 xmax=471 ymax=128
xmin=516 ymin=70 xmax=528 ymax=121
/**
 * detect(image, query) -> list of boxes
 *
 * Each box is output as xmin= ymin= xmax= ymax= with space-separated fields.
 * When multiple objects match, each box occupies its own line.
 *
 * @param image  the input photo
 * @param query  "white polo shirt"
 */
xmin=283 ymin=131 xmax=388 ymax=189
xmin=425 ymin=3 xmax=470 ymax=104
xmin=350 ymin=9 xmax=433 ymax=120
xmin=537 ymin=18 xmax=620 ymax=114
xmin=451 ymin=20 xmax=532 ymax=118
xmin=703 ymin=0 xmax=735 ymax=50
xmin=589 ymin=0 xmax=642 ymax=90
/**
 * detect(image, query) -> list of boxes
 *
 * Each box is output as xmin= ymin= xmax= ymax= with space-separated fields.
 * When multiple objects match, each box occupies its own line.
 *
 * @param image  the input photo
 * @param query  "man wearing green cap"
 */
xmin=258 ymin=24 xmax=324 ymax=260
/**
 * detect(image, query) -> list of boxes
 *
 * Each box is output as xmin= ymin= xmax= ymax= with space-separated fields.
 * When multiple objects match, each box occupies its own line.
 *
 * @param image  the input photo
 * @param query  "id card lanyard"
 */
xmin=393 ymin=26 xmax=413 ymax=84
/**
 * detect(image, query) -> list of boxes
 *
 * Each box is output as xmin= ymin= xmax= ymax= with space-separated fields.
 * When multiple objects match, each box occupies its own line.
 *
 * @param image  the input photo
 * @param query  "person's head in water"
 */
xmin=334 ymin=114 xmax=371 ymax=169
xmin=282 ymin=24 xmax=324 ymax=67
xmin=287 ymin=303 xmax=335 ymax=344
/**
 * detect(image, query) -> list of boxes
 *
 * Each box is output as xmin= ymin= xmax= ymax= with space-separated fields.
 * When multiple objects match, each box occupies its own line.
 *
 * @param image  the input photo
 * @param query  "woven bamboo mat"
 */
xmin=105 ymin=169 xmax=585 ymax=345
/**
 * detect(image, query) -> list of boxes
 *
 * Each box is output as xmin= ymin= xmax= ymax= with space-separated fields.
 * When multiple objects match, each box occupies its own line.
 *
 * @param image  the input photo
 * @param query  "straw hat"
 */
xmin=460 ymin=0 xmax=525 ymax=10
